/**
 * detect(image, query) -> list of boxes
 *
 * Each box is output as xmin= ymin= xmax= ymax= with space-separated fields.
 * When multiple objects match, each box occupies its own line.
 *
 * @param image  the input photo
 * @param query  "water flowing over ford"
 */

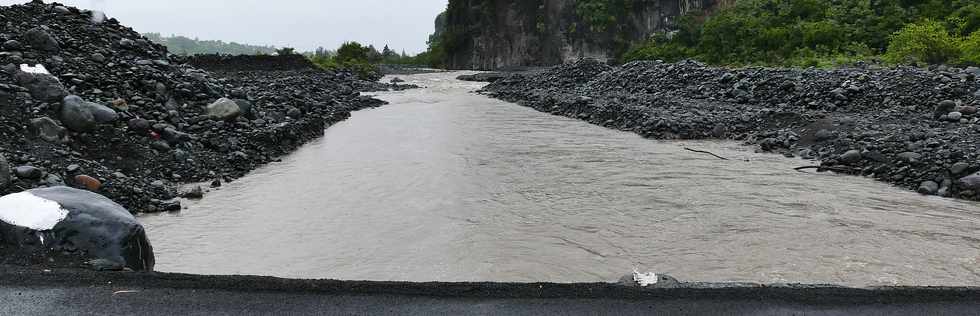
xmin=141 ymin=72 xmax=980 ymax=287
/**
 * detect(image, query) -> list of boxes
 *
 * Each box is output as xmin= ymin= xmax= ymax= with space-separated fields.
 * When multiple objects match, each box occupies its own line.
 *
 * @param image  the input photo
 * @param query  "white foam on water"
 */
xmin=19 ymin=64 xmax=50 ymax=75
xmin=0 ymin=192 xmax=69 ymax=231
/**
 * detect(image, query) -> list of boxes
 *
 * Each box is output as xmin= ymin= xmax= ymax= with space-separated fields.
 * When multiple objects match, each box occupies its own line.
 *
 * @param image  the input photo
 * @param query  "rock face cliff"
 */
xmin=443 ymin=0 xmax=723 ymax=70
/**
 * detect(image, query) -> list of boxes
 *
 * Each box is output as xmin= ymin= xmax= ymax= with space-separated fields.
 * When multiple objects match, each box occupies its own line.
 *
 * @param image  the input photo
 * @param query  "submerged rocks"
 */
xmin=0 ymin=187 xmax=154 ymax=271
xmin=457 ymin=72 xmax=509 ymax=83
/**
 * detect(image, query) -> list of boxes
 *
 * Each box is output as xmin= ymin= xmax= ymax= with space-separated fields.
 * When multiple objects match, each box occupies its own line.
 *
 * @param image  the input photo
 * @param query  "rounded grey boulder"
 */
xmin=959 ymin=172 xmax=980 ymax=191
xmin=839 ymin=150 xmax=862 ymax=164
xmin=207 ymin=98 xmax=242 ymax=121
xmin=13 ymin=165 xmax=42 ymax=179
xmin=918 ymin=181 xmax=939 ymax=195
xmin=0 ymin=187 xmax=154 ymax=271
xmin=85 ymin=102 xmax=119 ymax=123
xmin=60 ymin=95 xmax=98 ymax=132
xmin=23 ymin=27 xmax=60 ymax=52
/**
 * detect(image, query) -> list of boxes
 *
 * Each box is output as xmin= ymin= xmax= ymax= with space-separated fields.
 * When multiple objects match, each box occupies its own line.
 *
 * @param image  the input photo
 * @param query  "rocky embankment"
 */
xmin=185 ymin=53 xmax=316 ymax=72
xmin=483 ymin=60 xmax=980 ymax=199
xmin=0 ymin=1 xmax=393 ymax=214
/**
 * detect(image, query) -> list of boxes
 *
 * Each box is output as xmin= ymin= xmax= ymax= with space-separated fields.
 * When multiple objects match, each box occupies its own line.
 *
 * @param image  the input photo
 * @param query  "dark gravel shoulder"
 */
xmin=483 ymin=60 xmax=980 ymax=200
xmin=1 ymin=265 xmax=980 ymax=315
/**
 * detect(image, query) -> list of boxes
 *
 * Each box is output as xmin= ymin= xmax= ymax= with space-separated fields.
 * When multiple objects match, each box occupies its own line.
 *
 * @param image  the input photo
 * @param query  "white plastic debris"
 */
xmin=633 ymin=268 xmax=659 ymax=287
xmin=0 ymin=191 xmax=69 ymax=230
xmin=19 ymin=64 xmax=50 ymax=75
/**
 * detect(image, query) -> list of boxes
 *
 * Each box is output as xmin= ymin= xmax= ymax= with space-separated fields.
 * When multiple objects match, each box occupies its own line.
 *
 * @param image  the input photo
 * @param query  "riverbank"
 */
xmin=483 ymin=60 xmax=980 ymax=200
xmin=2 ymin=265 xmax=979 ymax=315
xmin=0 ymin=1 xmax=398 ymax=215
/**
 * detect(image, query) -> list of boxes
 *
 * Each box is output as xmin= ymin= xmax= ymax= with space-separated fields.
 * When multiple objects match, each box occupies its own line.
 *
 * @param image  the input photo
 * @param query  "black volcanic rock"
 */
xmin=0 ymin=1 xmax=398 ymax=215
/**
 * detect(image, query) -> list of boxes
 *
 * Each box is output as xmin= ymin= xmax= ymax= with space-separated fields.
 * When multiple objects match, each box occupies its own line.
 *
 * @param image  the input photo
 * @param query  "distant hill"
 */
xmin=143 ymin=33 xmax=277 ymax=56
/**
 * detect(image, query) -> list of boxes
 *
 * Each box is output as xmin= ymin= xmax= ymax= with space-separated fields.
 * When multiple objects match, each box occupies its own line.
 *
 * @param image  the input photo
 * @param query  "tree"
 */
xmin=276 ymin=47 xmax=297 ymax=56
xmin=884 ymin=20 xmax=961 ymax=64
xmin=336 ymin=41 xmax=371 ymax=63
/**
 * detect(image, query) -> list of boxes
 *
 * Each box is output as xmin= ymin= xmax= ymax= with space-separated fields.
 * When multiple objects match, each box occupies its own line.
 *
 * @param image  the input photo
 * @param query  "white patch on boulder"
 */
xmin=633 ymin=269 xmax=659 ymax=287
xmin=19 ymin=64 xmax=50 ymax=75
xmin=0 ymin=191 xmax=69 ymax=230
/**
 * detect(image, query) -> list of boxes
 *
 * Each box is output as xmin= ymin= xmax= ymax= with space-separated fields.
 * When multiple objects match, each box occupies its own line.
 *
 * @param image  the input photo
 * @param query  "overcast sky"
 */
xmin=0 ymin=0 xmax=448 ymax=53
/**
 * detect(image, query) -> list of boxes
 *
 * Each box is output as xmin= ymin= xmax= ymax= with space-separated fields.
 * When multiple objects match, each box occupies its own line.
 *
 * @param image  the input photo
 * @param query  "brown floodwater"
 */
xmin=141 ymin=72 xmax=980 ymax=286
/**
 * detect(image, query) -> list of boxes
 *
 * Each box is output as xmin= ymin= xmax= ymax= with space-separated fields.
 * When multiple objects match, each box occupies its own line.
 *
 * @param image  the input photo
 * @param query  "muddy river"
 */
xmin=141 ymin=72 xmax=980 ymax=286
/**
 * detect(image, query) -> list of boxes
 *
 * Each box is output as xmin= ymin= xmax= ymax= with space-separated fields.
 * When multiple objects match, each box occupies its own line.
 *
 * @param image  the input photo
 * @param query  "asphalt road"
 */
xmin=2 ymin=266 xmax=979 ymax=315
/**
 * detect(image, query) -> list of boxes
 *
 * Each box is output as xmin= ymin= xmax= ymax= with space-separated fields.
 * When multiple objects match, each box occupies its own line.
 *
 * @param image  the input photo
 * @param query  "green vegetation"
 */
xmin=308 ymin=9 xmax=447 ymax=76
xmin=143 ymin=33 xmax=277 ymax=55
xmin=574 ymin=0 xmax=632 ymax=32
xmin=622 ymin=0 xmax=980 ymax=68
xmin=308 ymin=42 xmax=379 ymax=80
xmin=884 ymin=20 xmax=961 ymax=65
xmin=307 ymin=41 xmax=443 ymax=80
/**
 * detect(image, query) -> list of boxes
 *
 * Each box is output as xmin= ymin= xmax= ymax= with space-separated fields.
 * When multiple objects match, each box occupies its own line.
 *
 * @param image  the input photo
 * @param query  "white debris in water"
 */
xmin=633 ymin=268 xmax=659 ymax=287
xmin=0 ymin=192 xmax=69 ymax=231
xmin=19 ymin=64 xmax=50 ymax=75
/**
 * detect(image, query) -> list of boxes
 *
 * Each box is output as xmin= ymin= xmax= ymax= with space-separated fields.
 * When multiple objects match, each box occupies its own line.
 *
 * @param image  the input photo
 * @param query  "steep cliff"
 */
xmin=443 ymin=0 xmax=724 ymax=70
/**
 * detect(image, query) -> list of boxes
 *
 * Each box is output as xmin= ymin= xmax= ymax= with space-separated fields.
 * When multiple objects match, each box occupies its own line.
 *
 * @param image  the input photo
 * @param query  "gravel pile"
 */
xmin=484 ymin=59 xmax=980 ymax=199
xmin=0 ymin=1 xmax=391 ymax=212
xmin=185 ymin=54 xmax=317 ymax=72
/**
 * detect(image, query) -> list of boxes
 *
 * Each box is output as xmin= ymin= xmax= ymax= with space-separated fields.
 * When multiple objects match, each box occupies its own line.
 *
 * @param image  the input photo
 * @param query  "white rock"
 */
xmin=19 ymin=64 xmax=50 ymax=75
xmin=633 ymin=269 xmax=659 ymax=287
xmin=0 ymin=191 xmax=68 ymax=230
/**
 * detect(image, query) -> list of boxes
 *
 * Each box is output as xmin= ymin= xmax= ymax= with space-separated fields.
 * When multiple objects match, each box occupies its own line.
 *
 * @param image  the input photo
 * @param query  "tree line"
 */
xmin=622 ymin=0 xmax=980 ymax=67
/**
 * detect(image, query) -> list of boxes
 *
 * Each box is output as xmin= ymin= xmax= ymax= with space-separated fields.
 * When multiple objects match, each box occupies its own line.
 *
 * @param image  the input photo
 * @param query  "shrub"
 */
xmin=949 ymin=4 xmax=980 ymax=36
xmin=622 ymin=34 xmax=695 ymax=63
xmin=961 ymin=31 xmax=980 ymax=65
xmin=884 ymin=20 xmax=962 ymax=65
xmin=275 ymin=47 xmax=297 ymax=56
xmin=335 ymin=42 xmax=371 ymax=63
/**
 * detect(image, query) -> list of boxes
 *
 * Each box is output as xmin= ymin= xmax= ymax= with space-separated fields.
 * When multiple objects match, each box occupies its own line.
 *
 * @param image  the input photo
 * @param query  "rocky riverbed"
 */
xmin=483 ymin=60 xmax=980 ymax=200
xmin=0 ymin=1 xmax=397 ymax=215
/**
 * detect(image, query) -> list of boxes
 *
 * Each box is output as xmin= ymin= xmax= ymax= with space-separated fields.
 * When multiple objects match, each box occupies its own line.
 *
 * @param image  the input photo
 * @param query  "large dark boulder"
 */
xmin=23 ymin=27 xmax=60 ymax=52
xmin=60 ymin=95 xmax=97 ymax=132
xmin=0 ymin=154 xmax=9 ymax=189
xmin=0 ymin=187 xmax=154 ymax=271
xmin=13 ymin=66 xmax=68 ymax=103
